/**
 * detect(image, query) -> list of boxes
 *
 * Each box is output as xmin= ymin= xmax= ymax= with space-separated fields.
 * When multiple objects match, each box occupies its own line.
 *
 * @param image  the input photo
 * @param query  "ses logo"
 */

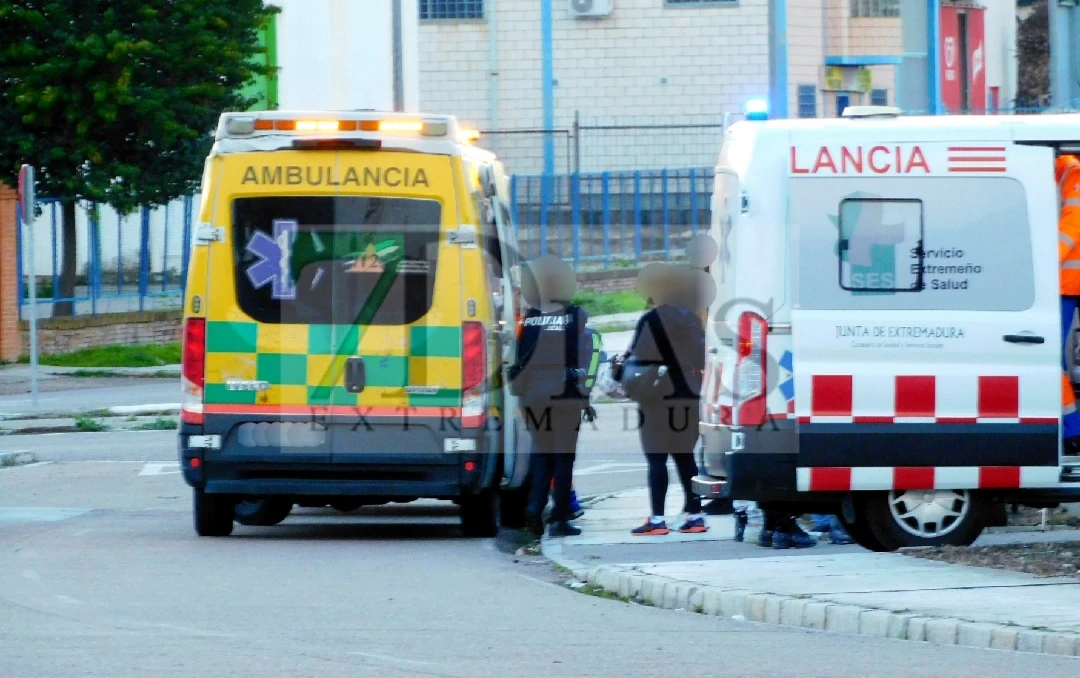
xmin=831 ymin=191 xmax=907 ymax=294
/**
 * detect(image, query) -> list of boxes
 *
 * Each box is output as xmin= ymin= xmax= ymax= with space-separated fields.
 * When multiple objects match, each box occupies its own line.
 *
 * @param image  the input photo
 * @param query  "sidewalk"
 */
xmin=543 ymin=488 xmax=1080 ymax=658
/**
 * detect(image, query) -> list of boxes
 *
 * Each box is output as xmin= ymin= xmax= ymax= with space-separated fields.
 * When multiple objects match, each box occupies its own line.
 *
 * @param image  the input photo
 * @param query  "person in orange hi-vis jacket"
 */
xmin=1056 ymin=155 xmax=1080 ymax=451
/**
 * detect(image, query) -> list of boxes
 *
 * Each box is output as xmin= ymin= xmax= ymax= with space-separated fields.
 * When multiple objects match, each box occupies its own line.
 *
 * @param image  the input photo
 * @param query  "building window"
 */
xmin=798 ymin=84 xmax=817 ymax=118
xmin=850 ymin=0 xmax=900 ymax=18
xmin=420 ymin=0 xmax=483 ymax=20
xmin=871 ymin=88 xmax=888 ymax=106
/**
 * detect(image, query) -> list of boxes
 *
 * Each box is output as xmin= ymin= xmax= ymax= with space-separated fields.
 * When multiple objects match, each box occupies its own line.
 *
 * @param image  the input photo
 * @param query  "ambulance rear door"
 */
xmin=788 ymin=137 xmax=1061 ymax=493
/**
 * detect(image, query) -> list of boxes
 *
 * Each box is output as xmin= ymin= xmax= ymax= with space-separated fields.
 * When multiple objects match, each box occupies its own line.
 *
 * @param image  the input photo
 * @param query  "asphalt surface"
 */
xmin=3 ymin=438 xmax=1080 ymax=676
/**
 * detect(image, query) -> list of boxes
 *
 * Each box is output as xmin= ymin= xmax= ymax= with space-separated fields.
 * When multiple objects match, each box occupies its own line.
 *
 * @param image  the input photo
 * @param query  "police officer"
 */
xmin=508 ymin=255 xmax=591 ymax=538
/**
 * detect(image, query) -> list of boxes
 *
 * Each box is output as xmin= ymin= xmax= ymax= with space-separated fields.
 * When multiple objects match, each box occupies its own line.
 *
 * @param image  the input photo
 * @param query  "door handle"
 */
xmin=344 ymin=357 xmax=366 ymax=393
xmin=1003 ymin=334 xmax=1045 ymax=344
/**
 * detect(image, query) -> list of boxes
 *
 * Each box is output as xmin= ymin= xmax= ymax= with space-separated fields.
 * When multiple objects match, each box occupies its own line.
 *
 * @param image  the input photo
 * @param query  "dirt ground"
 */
xmin=906 ymin=541 xmax=1080 ymax=578
xmin=903 ymin=506 xmax=1080 ymax=577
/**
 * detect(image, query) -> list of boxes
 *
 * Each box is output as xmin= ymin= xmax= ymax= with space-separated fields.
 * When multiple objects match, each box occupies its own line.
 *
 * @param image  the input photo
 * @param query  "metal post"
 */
xmin=573 ymin=110 xmax=581 ymax=175
xmin=26 ymin=211 xmax=38 ymax=406
xmin=392 ymin=0 xmax=404 ymax=112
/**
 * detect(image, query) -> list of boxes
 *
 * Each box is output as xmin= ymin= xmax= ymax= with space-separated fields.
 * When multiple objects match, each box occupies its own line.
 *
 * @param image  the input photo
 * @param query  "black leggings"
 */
xmin=644 ymin=451 xmax=700 ymax=517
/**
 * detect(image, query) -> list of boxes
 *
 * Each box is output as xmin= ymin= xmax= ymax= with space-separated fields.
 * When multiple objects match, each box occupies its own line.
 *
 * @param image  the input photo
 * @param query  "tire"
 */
xmin=193 ymin=490 xmax=234 ymax=537
xmin=233 ymin=498 xmax=293 ymax=527
xmin=461 ymin=487 xmax=500 ymax=538
xmin=330 ymin=500 xmax=363 ymax=513
xmin=499 ymin=484 xmax=530 ymax=529
xmin=837 ymin=511 xmax=891 ymax=552
xmin=864 ymin=489 xmax=986 ymax=550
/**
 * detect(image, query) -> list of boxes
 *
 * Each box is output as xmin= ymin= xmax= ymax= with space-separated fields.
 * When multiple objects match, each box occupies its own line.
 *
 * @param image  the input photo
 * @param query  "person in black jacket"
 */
xmin=622 ymin=264 xmax=708 ymax=536
xmin=509 ymin=256 xmax=590 ymax=538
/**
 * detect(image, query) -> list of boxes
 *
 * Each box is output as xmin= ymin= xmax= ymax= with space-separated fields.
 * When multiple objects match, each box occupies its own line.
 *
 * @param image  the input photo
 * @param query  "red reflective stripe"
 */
xmin=811 ymin=375 xmax=853 ymax=417
xmin=893 ymin=466 xmax=935 ymax=490
xmin=979 ymin=466 xmax=1022 ymax=489
xmin=809 ymin=468 xmax=852 ymax=492
xmin=203 ymin=404 xmax=461 ymax=417
xmin=895 ymin=376 xmax=936 ymax=418
xmin=977 ymin=376 xmax=1019 ymax=418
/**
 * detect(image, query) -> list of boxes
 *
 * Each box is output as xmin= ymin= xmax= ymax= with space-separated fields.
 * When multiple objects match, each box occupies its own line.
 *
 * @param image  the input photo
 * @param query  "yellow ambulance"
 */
xmin=178 ymin=110 xmax=531 ymax=537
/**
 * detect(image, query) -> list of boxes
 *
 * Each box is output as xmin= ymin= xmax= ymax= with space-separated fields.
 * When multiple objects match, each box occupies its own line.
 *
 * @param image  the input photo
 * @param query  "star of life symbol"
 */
xmin=245 ymin=219 xmax=298 ymax=300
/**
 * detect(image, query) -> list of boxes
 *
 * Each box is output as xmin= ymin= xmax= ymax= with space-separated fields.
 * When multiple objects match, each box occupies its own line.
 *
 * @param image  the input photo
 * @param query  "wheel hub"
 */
xmin=888 ymin=489 xmax=970 ymax=539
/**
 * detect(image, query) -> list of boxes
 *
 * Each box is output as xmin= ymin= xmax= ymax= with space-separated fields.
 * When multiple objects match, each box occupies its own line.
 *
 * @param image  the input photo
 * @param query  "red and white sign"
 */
xmin=967 ymin=7 xmax=987 ymax=111
xmin=946 ymin=145 xmax=1006 ymax=173
xmin=789 ymin=144 xmax=1009 ymax=176
xmin=940 ymin=6 xmax=961 ymax=111
xmin=790 ymin=145 xmax=931 ymax=176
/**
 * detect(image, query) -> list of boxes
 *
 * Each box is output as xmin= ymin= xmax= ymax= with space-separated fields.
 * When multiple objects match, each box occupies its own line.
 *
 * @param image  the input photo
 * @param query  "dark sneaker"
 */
xmin=829 ymin=525 xmax=855 ymax=545
xmin=570 ymin=508 xmax=585 ymax=520
xmin=678 ymin=517 xmax=708 ymax=534
xmin=631 ymin=519 xmax=670 ymax=536
xmin=734 ymin=511 xmax=749 ymax=542
xmin=548 ymin=521 xmax=582 ymax=537
xmin=756 ymin=529 xmax=774 ymax=547
xmin=773 ymin=529 xmax=817 ymax=550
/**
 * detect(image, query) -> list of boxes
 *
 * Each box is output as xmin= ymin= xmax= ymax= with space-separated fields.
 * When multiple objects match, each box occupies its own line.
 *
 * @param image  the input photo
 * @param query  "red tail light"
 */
xmin=182 ymin=318 xmax=206 ymax=388
xmin=462 ymin=321 xmax=485 ymax=391
xmin=461 ymin=321 xmax=486 ymax=428
xmin=181 ymin=318 xmax=206 ymax=425
xmin=733 ymin=311 xmax=767 ymax=427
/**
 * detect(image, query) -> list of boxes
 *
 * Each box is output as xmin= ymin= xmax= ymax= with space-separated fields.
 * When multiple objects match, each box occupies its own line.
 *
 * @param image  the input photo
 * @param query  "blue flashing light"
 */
xmin=745 ymin=99 xmax=769 ymax=121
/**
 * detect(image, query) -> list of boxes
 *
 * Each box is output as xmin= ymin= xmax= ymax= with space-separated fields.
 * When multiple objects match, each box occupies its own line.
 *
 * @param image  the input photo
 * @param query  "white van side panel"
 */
xmin=702 ymin=125 xmax=793 ymax=425
xmin=787 ymin=141 xmax=1062 ymax=493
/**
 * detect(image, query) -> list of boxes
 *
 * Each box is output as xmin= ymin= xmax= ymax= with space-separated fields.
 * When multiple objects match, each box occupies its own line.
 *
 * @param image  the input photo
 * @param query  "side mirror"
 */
xmin=479 ymin=165 xmax=498 ymax=199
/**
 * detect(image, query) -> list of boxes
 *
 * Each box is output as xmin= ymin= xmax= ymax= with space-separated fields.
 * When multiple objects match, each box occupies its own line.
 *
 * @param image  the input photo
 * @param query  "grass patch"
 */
xmin=130 ymin=417 xmax=178 ymax=431
xmin=573 ymin=290 xmax=647 ymax=317
xmin=74 ymin=415 xmax=108 ymax=433
xmin=576 ymin=583 xmax=631 ymax=603
xmin=66 ymin=368 xmax=178 ymax=379
xmin=21 ymin=343 xmax=181 ymax=368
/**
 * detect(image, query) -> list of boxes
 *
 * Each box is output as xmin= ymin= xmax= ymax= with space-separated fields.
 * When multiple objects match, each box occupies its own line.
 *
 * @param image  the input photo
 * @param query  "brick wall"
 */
xmin=0 ymin=185 xmax=18 ymax=362
xmin=577 ymin=269 xmax=638 ymax=293
xmin=419 ymin=0 xmax=770 ymax=175
xmin=19 ymin=310 xmax=182 ymax=357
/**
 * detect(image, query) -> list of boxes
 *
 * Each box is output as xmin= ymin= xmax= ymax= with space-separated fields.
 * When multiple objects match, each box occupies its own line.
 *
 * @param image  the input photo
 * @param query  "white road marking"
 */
xmin=22 ymin=570 xmax=40 ymax=581
xmin=54 ymin=595 xmax=82 ymax=605
xmin=139 ymin=462 xmax=181 ymax=476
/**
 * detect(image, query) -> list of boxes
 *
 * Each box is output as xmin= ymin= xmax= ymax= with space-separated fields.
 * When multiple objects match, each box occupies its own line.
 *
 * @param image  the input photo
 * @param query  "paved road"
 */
xmin=3 ymin=437 xmax=1079 ymax=676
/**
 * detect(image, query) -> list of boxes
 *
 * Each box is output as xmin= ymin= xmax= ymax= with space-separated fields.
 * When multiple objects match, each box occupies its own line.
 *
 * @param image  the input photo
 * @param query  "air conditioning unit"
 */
xmin=568 ymin=0 xmax=613 ymax=18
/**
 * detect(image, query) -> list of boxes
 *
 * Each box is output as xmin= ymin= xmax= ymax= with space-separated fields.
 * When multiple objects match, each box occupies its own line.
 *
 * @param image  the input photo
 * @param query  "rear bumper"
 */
xmin=178 ymin=412 xmax=499 ymax=499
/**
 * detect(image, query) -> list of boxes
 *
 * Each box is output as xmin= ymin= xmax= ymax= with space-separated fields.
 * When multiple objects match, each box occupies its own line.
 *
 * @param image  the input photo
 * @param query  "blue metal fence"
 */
xmin=509 ymin=168 xmax=714 ymax=266
xmin=17 ymin=197 xmax=196 ymax=318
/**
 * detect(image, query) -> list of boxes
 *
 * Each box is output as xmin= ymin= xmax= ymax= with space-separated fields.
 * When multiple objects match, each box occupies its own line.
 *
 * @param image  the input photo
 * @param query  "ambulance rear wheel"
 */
xmin=864 ymin=489 xmax=986 ymax=550
xmin=193 ymin=490 xmax=234 ymax=537
xmin=460 ymin=487 xmax=500 ymax=538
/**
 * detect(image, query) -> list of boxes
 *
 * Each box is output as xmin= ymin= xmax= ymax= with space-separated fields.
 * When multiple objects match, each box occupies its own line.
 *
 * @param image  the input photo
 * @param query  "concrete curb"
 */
xmin=552 ymin=558 xmax=1080 ymax=658
xmin=1 ymin=404 xmax=180 ymax=424
xmin=0 ymin=450 xmax=38 ymax=468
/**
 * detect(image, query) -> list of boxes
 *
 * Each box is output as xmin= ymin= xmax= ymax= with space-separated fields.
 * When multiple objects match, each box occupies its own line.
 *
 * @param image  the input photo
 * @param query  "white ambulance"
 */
xmin=693 ymin=106 xmax=1080 ymax=550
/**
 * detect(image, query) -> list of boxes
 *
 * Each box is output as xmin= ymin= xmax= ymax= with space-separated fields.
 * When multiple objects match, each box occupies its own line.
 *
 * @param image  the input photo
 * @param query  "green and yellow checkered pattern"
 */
xmin=203 ymin=321 xmax=463 ymax=408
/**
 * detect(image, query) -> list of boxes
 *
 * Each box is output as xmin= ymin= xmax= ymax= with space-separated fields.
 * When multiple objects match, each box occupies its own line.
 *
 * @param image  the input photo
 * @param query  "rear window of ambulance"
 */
xmin=232 ymin=196 xmax=441 ymax=326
